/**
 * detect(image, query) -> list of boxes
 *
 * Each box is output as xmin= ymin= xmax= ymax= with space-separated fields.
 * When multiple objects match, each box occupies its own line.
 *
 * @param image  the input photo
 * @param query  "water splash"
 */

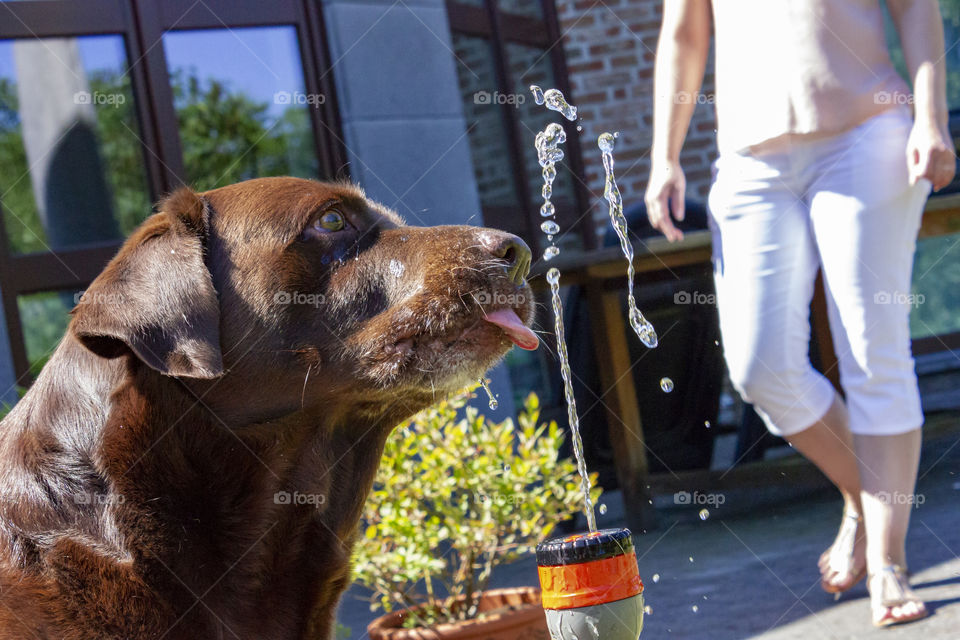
xmin=598 ymin=132 xmax=658 ymax=348
xmin=547 ymin=268 xmax=597 ymax=531
xmin=534 ymin=122 xmax=566 ymax=261
xmin=478 ymin=378 xmax=498 ymax=410
xmin=531 ymin=84 xmax=545 ymax=105
xmin=530 ymin=85 xmax=577 ymax=121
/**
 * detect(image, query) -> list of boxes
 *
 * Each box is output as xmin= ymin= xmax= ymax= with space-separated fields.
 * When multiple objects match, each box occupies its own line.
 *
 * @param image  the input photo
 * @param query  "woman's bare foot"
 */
xmin=869 ymin=565 xmax=928 ymax=627
xmin=819 ymin=511 xmax=867 ymax=594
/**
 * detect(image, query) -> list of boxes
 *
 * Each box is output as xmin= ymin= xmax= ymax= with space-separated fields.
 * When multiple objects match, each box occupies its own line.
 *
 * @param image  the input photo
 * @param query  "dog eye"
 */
xmin=315 ymin=210 xmax=345 ymax=233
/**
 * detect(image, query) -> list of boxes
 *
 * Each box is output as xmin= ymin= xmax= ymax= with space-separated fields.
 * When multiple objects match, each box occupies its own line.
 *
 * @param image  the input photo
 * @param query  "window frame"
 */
xmin=0 ymin=0 xmax=347 ymax=381
xmin=446 ymin=0 xmax=597 ymax=256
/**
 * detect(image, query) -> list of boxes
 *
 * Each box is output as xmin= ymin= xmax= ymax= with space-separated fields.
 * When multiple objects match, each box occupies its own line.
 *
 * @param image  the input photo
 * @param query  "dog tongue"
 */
xmin=483 ymin=308 xmax=539 ymax=350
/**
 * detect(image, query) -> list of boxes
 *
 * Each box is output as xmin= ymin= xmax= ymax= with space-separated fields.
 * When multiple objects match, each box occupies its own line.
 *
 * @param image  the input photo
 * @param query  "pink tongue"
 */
xmin=483 ymin=308 xmax=539 ymax=351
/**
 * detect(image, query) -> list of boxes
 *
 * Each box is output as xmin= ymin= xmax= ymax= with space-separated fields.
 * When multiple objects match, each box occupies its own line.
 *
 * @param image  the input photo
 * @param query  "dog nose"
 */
xmin=478 ymin=230 xmax=532 ymax=285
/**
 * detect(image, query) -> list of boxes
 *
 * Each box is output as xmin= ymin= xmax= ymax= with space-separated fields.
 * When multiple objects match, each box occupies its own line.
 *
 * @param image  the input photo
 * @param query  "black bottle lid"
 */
xmin=536 ymin=527 xmax=634 ymax=566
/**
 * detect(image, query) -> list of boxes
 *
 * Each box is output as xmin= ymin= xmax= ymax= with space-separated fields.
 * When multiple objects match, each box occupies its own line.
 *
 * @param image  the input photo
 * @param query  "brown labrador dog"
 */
xmin=0 ymin=177 xmax=537 ymax=639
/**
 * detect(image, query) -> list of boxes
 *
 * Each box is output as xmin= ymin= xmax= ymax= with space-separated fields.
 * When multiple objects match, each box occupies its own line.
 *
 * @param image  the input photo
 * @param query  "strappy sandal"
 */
xmin=819 ymin=512 xmax=866 ymax=595
xmin=868 ymin=565 xmax=929 ymax=628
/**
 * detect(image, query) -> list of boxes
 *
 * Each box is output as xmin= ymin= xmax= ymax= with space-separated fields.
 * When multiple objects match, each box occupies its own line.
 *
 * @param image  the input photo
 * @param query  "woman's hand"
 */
xmin=645 ymin=159 xmax=687 ymax=242
xmin=907 ymin=117 xmax=956 ymax=191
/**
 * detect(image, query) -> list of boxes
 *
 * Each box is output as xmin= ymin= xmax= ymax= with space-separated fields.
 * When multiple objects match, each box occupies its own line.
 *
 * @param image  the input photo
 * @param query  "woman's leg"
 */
xmin=783 ymin=394 xmax=866 ymax=591
xmin=708 ymin=150 xmax=865 ymax=589
xmin=808 ymin=111 xmax=930 ymax=624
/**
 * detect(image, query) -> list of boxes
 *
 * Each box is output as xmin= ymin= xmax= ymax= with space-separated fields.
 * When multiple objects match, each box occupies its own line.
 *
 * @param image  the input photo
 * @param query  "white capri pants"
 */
xmin=707 ymin=109 xmax=931 ymax=437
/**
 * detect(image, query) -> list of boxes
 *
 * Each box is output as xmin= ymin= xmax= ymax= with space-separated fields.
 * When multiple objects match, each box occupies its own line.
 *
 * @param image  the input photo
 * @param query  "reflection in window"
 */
xmin=0 ymin=35 xmax=149 ymax=254
xmin=452 ymin=33 xmax=521 ymax=211
xmin=163 ymin=27 xmax=318 ymax=191
xmin=910 ymin=231 xmax=960 ymax=339
xmin=18 ymin=290 xmax=80 ymax=376
xmin=497 ymin=0 xmax=544 ymax=20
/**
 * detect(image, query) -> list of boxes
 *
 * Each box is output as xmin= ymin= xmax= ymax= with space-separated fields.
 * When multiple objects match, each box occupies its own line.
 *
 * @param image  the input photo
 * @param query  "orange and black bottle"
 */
xmin=536 ymin=527 xmax=644 ymax=639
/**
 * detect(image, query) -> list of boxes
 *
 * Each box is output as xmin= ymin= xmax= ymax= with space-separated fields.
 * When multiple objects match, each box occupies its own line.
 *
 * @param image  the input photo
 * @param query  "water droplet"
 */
xmin=699 ymin=509 xmax=710 ymax=520
xmin=704 ymin=420 xmax=711 ymax=429
xmin=503 ymin=464 xmax=511 ymax=472
xmin=598 ymin=503 xmax=607 ymax=515
xmin=644 ymin=605 xmax=653 ymax=615
xmin=541 ymin=220 xmax=560 ymax=235
xmin=598 ymin=132 xmax=617 ymax=153
xmin=538 ymin=88 xmax=577 ymax=120
xmin=688 ymin=556 xmax=694 ymax=563
xmin=576 ymin=125 xmax=582 ymax=132
xmin=546 ymin=268 xmax=561 ymax=286
xmin=652 ymin=573 xmax=660 ymax=583
xmin=543 ymin=246 xmax=560 ymax=261
xmin=714 ymin=340 xmax=720 ymax=346
xmin=540 ymin=201 xmax=555 ymax=217
xmin=530 ymin=84 xmax=545 ymax=105
xmin=478 ymin=378 xmax=498 ymax=410
xmin=692 ymin=605 xmax=699 ymax=613
xmin=660 ymin=377 xmax=674 ymax=393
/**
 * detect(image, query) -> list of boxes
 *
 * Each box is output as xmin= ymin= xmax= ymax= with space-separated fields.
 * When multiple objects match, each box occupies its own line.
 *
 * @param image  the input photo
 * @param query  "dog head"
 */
xmin=69 ymin=177 xmax=537 ymax=420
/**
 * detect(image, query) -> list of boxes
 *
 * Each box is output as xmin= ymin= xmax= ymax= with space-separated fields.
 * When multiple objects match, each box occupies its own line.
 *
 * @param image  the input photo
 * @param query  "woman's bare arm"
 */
xmin=888 ymin=0 xmax=956 ymax=189
xmin=645 ymin=0 xmax=712 ymax=242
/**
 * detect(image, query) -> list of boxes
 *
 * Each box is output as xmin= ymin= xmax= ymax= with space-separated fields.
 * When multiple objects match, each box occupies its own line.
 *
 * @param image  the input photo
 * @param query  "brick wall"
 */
xmin=556 ymin=0 xmax=718 ymax=233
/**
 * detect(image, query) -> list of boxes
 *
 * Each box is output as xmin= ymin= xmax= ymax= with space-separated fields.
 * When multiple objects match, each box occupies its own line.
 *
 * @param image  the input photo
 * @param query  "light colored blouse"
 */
xmin=709 ymin=0 xmax=911 ymax=153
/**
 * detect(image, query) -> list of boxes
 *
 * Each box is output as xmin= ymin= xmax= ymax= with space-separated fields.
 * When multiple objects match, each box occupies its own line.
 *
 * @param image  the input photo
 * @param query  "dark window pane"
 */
xmin=163 ymin=27 xmax=319 ymax=191
xmin=497 ymin=0 xmax=543 ymax=20
xmin=452 ymin=33 xmax=522 ymax=213
xmin=911 ymin=231 xmax=960 ymax=339
xmin=506 ymin=42 xmax=582 ymax=252
xmin=0 ymin=35 xmax=150 ymax=254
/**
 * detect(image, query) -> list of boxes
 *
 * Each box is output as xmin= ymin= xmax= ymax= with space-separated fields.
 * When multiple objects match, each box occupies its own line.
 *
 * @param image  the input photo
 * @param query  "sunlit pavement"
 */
xmin=337 ymin=417 xmax=960 ymax=639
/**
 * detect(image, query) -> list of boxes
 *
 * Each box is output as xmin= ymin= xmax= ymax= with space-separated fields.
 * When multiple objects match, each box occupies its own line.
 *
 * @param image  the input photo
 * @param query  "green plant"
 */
xmin=351 ymin=384 xmax=600 ymax=628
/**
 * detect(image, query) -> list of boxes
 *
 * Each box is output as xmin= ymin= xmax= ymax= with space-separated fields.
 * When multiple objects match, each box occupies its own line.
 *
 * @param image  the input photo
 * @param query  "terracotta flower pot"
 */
xmin=366 ymin=586 xmax=550 ymax=640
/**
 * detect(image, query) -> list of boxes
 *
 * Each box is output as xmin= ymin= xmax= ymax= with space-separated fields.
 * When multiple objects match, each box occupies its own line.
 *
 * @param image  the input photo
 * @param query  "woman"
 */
xmin=646 ymin=0 xmax=955 ymax=628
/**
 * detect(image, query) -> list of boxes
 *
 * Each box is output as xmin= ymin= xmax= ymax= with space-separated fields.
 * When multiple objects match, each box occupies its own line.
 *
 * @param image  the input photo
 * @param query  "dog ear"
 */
xmin=70 ymin=188 xmax=223 ymax=379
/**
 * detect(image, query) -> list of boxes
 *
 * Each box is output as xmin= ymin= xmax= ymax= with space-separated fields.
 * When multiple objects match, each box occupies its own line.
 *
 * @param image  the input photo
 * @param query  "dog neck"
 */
xmin=0 ymin=335 xmax=421 ymax=637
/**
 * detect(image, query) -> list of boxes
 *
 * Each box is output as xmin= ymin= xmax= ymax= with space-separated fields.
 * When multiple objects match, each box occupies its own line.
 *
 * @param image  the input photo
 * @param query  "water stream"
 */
xmin=525 ymin=88 xmax=659 ymax=533
xmin=598 ymin=133 xmax=658 ymax=349
xmin=531 ymin=86 xmax=596 ymax=531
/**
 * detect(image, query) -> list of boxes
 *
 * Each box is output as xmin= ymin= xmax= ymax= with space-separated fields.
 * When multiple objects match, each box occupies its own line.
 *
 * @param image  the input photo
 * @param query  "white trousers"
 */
xmin=708 ymin=110 xmax=931 ymax=437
